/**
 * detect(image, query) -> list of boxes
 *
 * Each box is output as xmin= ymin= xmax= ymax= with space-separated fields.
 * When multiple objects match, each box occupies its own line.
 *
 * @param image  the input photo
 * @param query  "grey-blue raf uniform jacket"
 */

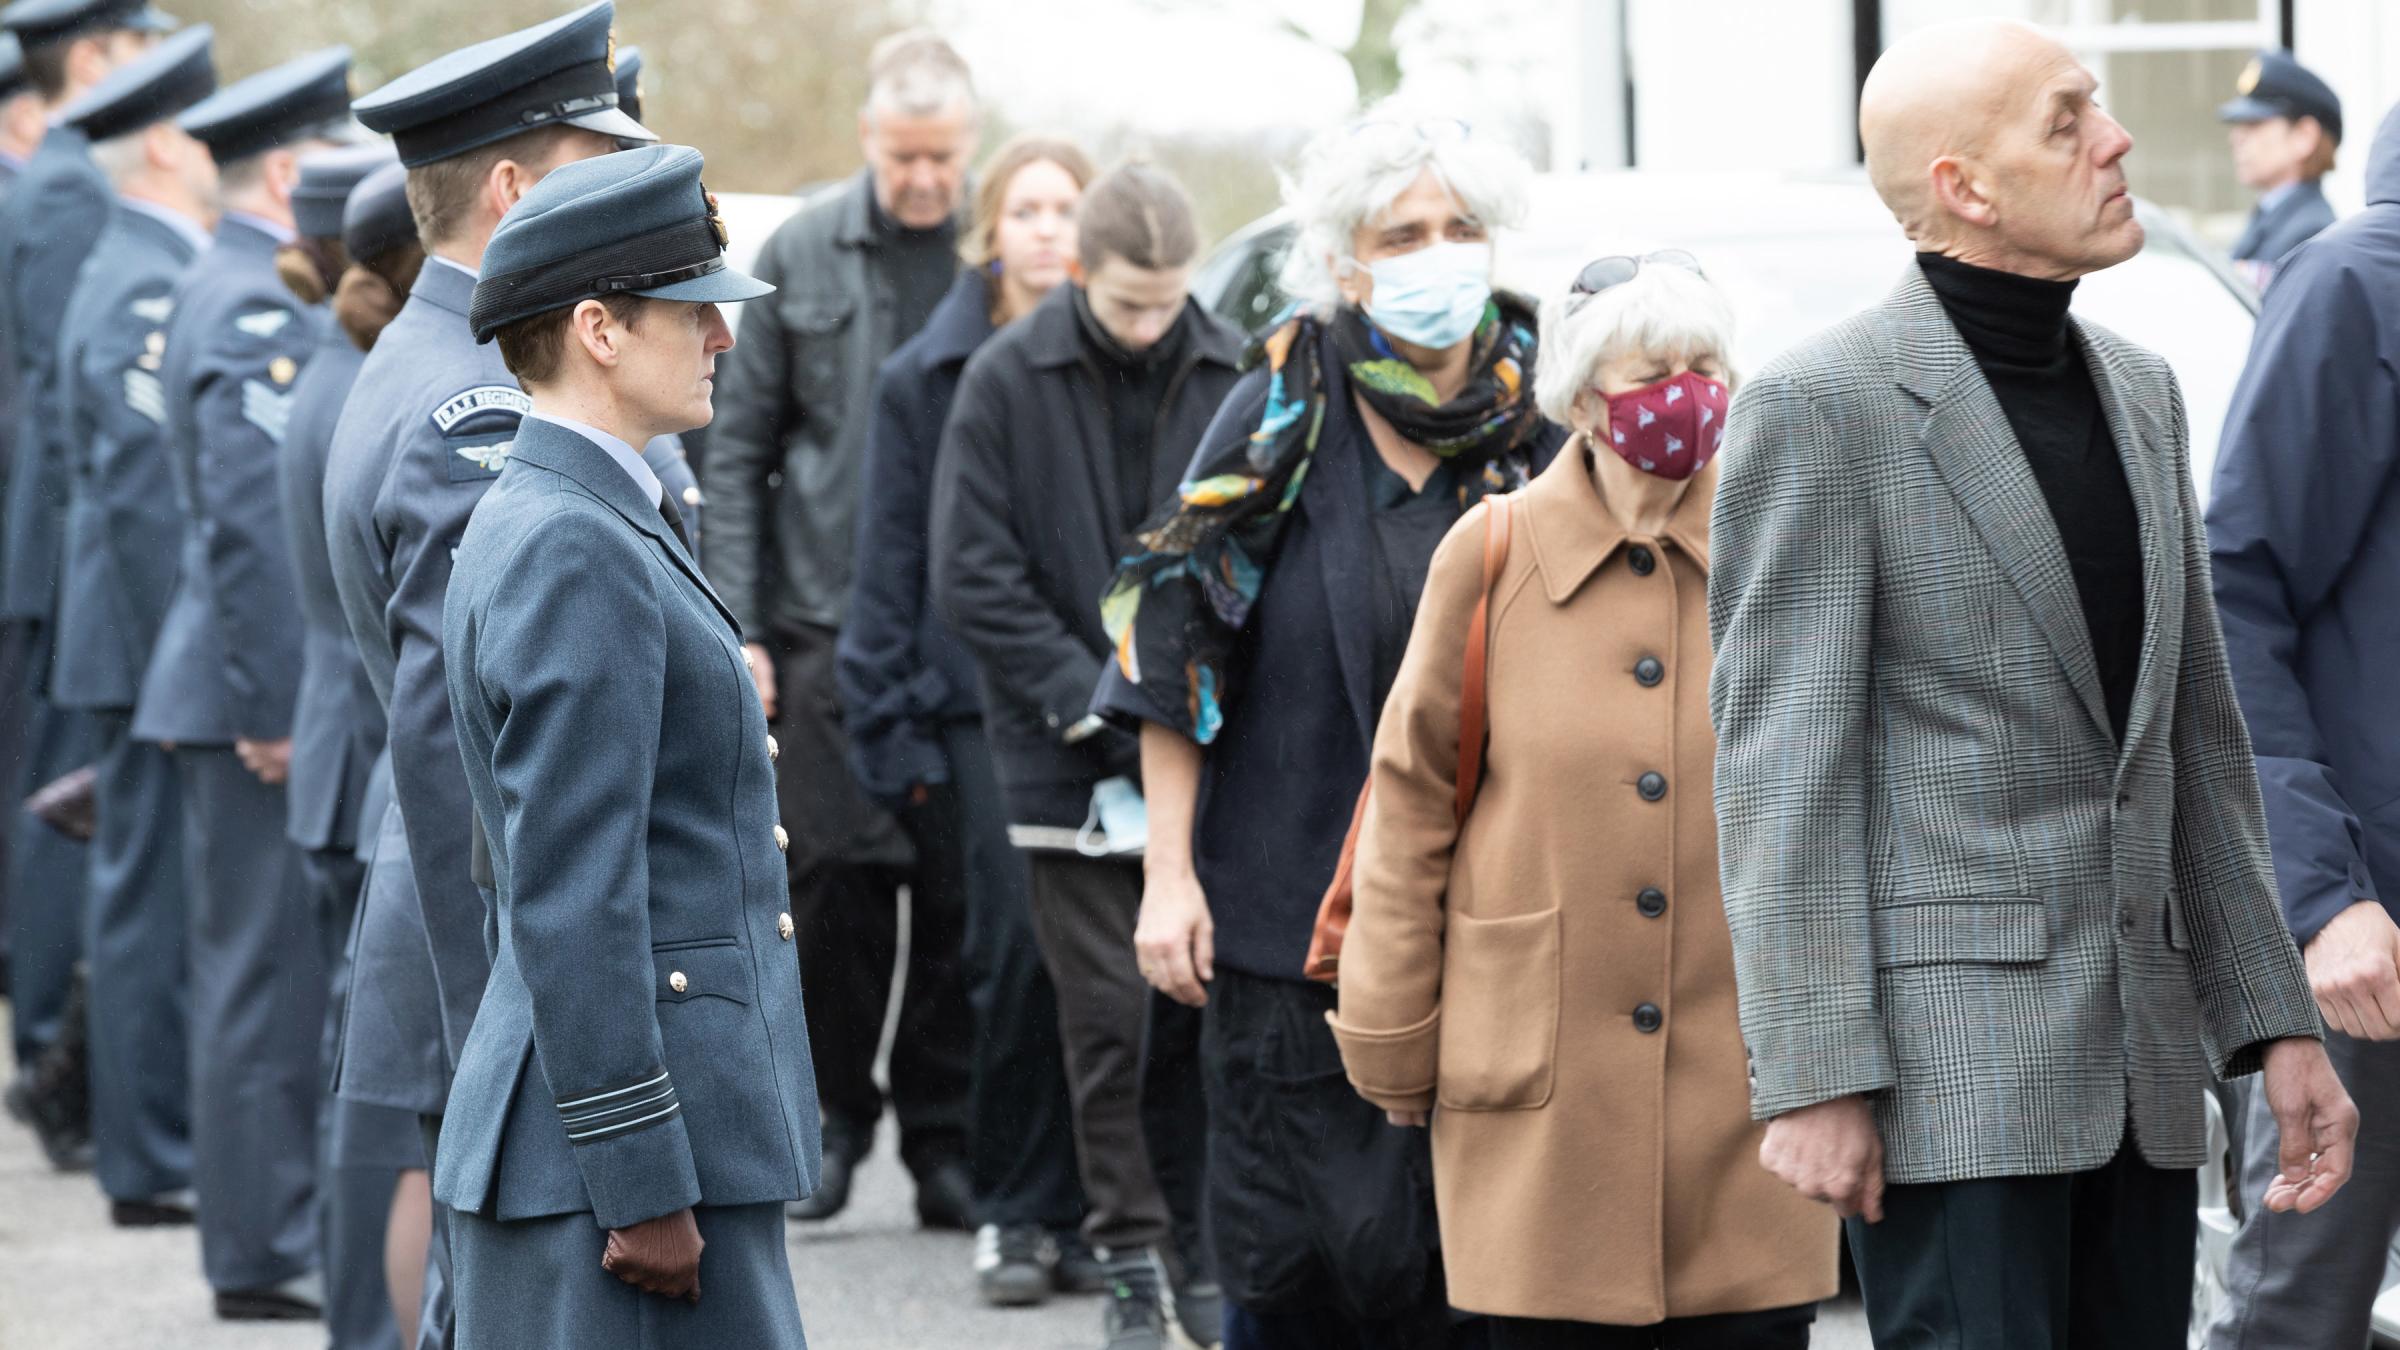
xmin=52 ymin=205 xmax=203 ymax=712
xmin=0 ymin=124 xmax=109 ymax=626
xmin=436 ymin=415 xmax=819 ymax=1229
xmin=280 ymin=328 xmax=383 ymax=855
xmin=133 ymin=215 xmax=319 ymax=747
xmin=323 ymin=258 xmax=512 ymax=1068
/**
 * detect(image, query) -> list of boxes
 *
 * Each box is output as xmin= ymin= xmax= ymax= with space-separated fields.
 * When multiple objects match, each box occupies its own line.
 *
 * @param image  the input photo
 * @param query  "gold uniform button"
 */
xmin=766 ymin=734 xmax=779 ymax=763
xmin=777 ymin=912 xmax=795 ymax=941
xmin=668 ymin=971 xmax=688 ymax=994
xmin=773 ymin=825 xmax=789 ymax=852
xmin=682 ymin=485 xmax=702 ymax=507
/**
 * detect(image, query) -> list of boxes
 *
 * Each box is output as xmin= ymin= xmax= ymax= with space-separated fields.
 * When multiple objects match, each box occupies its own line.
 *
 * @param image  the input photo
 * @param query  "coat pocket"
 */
xmin=1870 ymin=897 xmax=2049 ymax=968
xmin=653 ymin=939 xmax=754 ymax=1007
xmin=784 ymin=298 xmax=855 ymax=408
xmin=1435 ymin=907 xmax=1560 ymax=1111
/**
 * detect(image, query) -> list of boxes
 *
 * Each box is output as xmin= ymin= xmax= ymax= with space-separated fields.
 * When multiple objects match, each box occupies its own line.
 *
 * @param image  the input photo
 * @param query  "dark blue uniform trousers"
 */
xmin=86 ymin=711 xmax=191 ymax=1202
xmin=6 ymin=620 xmax=89 ymax=1065
xmin=176 ymin=744 xmax=325 ymax=1291
xmin=451 ymin=1202 xmax=806 ymax=1348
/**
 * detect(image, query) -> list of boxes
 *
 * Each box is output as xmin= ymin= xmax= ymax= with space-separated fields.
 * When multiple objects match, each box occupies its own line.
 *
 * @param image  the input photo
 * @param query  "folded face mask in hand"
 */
xmin=1076 ymin=775 xmax=1149 ymax=858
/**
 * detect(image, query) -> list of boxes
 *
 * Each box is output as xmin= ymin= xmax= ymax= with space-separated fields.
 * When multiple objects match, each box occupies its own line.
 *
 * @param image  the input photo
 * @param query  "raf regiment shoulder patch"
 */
xmin=233 ymin=308 xmax=294 ymax=339
xmin=434 ymin=384 xmax=532 ymax=483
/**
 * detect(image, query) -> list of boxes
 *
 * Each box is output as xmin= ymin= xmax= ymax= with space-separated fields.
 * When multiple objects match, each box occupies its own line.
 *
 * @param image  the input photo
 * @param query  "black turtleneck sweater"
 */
xmin=1072 ymin=285 xmax=1193 ymax=533
xmin=868 ymin=191 xmax=959 ymax=342
xmin=1918 ymin=252 xmax=2144 ymax=742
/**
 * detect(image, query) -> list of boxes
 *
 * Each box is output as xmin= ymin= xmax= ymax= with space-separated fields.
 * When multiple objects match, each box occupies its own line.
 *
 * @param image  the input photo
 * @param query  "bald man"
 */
xmin=1707 ymin=21 xmax=2353 ymax=1347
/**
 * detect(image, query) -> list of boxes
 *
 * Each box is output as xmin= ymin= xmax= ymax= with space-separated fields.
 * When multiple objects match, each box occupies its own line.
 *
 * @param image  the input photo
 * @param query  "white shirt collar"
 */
xmin=118 ymin=195 xmax=212 ymax=254
xmin=524 ymin=409 xmax=663 ymax=507
xmin=431 ymin=255 xmax=480 ymax=282
xmin=223 ymin=210 xmax=297 ymax=245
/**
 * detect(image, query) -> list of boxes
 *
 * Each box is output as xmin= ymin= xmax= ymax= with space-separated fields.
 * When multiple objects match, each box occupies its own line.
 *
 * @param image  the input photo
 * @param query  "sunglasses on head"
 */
xmin=1567 ymin=250 xmax=1705 ymax=312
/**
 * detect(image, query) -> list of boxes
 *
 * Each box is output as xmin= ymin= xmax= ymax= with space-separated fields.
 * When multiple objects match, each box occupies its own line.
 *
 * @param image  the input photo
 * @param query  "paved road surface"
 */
xmin=0 ymin=1074 xmax=1872 ymax=1346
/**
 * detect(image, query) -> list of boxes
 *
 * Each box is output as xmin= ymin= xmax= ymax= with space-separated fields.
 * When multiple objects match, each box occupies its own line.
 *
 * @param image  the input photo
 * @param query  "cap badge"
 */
xmin=705 ymin=189 xmax=728 ymax=249
xmin=606 ymin=31 xmax=618 ymax=75
xmin=2237 ymin=57 xmax=2261 ymax=96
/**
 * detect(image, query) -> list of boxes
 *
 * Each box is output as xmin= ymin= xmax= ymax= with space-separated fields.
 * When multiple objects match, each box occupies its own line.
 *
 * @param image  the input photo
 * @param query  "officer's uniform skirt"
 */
xmin=450 ymin=1202 xmax=806 ymax=1348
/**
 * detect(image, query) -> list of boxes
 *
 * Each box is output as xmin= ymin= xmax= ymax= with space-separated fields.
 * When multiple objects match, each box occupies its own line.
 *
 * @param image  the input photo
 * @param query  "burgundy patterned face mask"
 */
xmin=1601 ymin=371 xmax=1728 ymax=480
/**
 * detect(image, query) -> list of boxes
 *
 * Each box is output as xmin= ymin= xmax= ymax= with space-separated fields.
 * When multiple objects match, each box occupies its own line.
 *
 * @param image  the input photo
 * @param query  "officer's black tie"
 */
xmin=657 ymin=487 xmax=692 ymax=553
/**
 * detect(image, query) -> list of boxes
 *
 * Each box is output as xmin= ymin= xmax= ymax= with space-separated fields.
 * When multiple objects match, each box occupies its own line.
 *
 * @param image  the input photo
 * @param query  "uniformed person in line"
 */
xmin=2221 ymin=48 xmax=2343 ymax=292
xmin=324 ymin=6 xmax=649 ymax=1343
xmin=0 ymin=31 xmax=36 ymax=1022
xmin=0 ymin=0 xmax=170 ymax=1168
xmin=611 ymin=42 xmax=706 ymax=550
xmin=46 ymin=19 xmax=213 ymax=1236
xmin=280 ymin=142 xmax=422 ymax=1350
xmin=127 ymin=41 xmax=357 ymax=1323
xmin=442 ymin=139 xmax=814 ymax=1348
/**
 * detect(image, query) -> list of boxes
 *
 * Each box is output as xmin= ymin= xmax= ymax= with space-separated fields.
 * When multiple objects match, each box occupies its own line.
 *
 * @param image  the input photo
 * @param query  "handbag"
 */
xmin=1303 ymin=493 xmax=1513 ymax=984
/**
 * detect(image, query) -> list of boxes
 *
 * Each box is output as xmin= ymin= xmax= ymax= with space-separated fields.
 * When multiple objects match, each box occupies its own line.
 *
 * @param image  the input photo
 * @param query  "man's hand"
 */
xmin=1134 ymin=866 xmax=1214 ymax=1007
xmin=234 ymin=737 xmax=292 ymax=786
xmin=743 ymin=642 xmax=778 ymax=720
xmin=602 ymin=1207 xmax=704 ymax=1303
xmin=1760 ymin=1095 xmax=1885 ymax=1223
xmin=2304 ymin=900 xmax=2400 ymax=1040
xmin=2258 ymin=1037 xmax=2358 ymax=1215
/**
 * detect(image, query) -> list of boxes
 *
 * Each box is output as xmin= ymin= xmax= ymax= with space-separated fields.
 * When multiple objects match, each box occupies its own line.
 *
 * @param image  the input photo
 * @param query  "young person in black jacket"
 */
xmin=931 ymin=162 xmax=1242 ymax=1350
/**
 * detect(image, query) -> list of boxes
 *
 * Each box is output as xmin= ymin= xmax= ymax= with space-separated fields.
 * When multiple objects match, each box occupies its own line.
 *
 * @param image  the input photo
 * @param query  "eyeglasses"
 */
xmin=1566 ymin=250 xmax=1705 ymax=312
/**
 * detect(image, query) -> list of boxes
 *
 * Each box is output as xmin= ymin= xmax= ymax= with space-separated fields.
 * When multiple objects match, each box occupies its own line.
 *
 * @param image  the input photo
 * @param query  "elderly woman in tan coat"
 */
xmin=1329 ymin=256 xmax=1838 ymax=1348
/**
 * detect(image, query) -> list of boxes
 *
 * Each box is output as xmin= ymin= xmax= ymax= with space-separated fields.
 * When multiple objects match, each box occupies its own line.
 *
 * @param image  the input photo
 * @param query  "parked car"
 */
xmin=1191 ymin=169 xmax=2255 ymax=502
xmin=1195 ymin=170 xmax=2399 ymax=1350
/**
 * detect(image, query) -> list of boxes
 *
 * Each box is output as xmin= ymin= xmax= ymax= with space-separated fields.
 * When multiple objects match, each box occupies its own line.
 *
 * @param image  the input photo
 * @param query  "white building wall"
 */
xmin=1626 ymin=0 xmax=1857 ymax=171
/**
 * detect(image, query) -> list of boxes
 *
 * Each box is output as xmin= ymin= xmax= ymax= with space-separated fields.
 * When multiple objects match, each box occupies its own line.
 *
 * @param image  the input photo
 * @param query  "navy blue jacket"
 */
xmin=0 ymin=124 xmax=109 ymax=625
xmin=325 ymin=257 xmax=514 ymax=1067
xmin=836 ymin=268 xmax=993 ymax=807
xmin=134 ymin=215 xmax=319 ymax=746
xmin=2232 ymin=178 xmax=2337 ymax=271
xmin=281 ymin=328 xmax=383 ymax=853
xmin=438 ymin=416 xmax=819 ymax=1230
xmin=2209 ymin=104 xmax=2400 ymax=949
xmin=1093 ymin=333 xmax=1563 ymax=976
xmin=52 ymin=203 xmax=202 ymax=713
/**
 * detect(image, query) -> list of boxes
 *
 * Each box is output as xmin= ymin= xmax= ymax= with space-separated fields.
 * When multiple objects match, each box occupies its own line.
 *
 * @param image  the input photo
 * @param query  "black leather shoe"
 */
xmin=914 ymin=1160 xmax=976 ymax=1232
xmin=111 ymin=1195 xmax=196 ymax=1227
xmin=215 ymin=1288 xmax=322 ymax=1321
xmin=786 ymin=1149 xmax=854 ymax=1222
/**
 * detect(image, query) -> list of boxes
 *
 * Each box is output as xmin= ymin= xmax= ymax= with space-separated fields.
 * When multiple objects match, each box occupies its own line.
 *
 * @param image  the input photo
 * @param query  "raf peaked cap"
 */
xmin=0 ymin=0 xmax=172 ymax=47
xmin=342 ymin=158 xmax=414 ymax=261
xmin=351 ymin=0 xmax=653 ymax=169
xmin=2220 ymin=49 xmax=2343 ymax=143
xmin=294 ymin=142 xmax=395 ymax=239
xmin=56 ymin=21 xmax=210 ymax=143
xmin=180 ymin=45 xmax=352 ymax=164
xmin=614 ymin=43 xmax=643 ymax=125
xmin=469 ymin=142 xmax=771 ymax=342
xmin=0 ymin=34 xmax=26 ymax=99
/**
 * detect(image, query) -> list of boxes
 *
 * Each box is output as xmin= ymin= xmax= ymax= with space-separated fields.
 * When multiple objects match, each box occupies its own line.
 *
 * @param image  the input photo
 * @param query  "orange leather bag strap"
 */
xmin=1453 ymin=494 xmax=1511 ymax=823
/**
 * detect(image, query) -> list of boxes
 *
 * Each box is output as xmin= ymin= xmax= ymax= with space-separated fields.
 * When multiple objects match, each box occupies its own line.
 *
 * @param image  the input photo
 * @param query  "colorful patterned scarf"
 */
xmin=1100 ymin=295 xmax=1545 ymax=743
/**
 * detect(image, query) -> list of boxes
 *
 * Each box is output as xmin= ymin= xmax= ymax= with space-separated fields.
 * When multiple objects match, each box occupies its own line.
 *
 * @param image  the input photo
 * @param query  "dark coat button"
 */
xmin=1637 ymin=887 xmax=1667 ymax=918
xmin=1634 ymin=656 xmax=1664 ymax=687
xmin=1633 ymin=1003 xmax=1663 ymax=1033
xmin=1637 ymin=772 xmax=1667 ymax=801
xmin=1628 ymin=545 xmax=1656 ymax=576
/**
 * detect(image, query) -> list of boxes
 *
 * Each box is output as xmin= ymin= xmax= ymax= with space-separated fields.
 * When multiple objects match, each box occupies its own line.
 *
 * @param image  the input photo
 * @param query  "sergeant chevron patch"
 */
xmin=240 ymin=378 xmax=295 ymax=442
xmin=123 ymin=369 xmax=166 ymax=423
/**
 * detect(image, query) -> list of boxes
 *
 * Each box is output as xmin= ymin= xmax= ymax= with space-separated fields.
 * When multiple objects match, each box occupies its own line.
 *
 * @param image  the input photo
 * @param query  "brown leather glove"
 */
xmin=601 ymin=1208 xmax=704 ymax=1304
xmin=28 ymin=766 xmax=98 ymax=843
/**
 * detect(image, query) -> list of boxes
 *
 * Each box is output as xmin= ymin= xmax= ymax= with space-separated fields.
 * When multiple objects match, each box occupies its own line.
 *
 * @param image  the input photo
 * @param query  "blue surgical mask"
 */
xmin=1354 ymin=240 xmax=1494 ymax=349
xmin=1076 ymin=776 xmax=1149 ymax=858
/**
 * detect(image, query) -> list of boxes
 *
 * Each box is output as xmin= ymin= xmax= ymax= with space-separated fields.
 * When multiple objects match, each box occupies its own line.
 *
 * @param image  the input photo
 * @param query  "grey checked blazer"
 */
xmin=1707 ymin=264 xmax=2320 ymax=1185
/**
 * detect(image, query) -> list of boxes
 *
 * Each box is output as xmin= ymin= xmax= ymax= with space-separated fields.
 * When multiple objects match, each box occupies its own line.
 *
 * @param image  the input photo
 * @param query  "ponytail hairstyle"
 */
xmin=333 ymin=240 xmax=426 ymax=352
xmin=276 ymin=236 xmax=350 ymax=307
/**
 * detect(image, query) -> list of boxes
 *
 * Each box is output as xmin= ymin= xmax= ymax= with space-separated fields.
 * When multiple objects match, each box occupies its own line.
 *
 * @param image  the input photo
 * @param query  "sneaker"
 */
xmin=1097 ymin=1248 xmax=1170 ymax=1350
xmin=975 ymin=1223 xmax=1055 ymax=1308
xmin=1054 ymin=1231 xmax=1108 ymax=1294
xmin=1166 ymin=1276 xmax=1223 ymax=1350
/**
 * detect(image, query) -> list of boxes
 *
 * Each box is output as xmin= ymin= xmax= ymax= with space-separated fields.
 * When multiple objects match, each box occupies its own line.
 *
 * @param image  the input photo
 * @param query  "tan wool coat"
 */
xmin=1329 ymin=444 xmax=1838 ymax=1326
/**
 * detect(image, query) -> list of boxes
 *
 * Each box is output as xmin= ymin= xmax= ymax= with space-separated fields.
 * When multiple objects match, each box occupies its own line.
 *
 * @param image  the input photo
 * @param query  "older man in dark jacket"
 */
xmin=699 ymin=30 xmax=979 ymax=1224
xmin=2205 ymin=98 xmax=2400 ymax=1350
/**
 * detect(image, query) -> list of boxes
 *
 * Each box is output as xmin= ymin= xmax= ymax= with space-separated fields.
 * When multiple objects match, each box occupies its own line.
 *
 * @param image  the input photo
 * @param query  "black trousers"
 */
xmin=1847 ymin=1133 xmax=2196 ymax=1350
xmin=771 ymin=626 xmax=969 ymax=1177
xmin=938 ymin=721 xmax=1083 ymax=1230
xmin=1484 ymin=1306 xmax=1814 ymax=1349
xmin=1025 ymin=852 xmax=1208 ymax=1260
